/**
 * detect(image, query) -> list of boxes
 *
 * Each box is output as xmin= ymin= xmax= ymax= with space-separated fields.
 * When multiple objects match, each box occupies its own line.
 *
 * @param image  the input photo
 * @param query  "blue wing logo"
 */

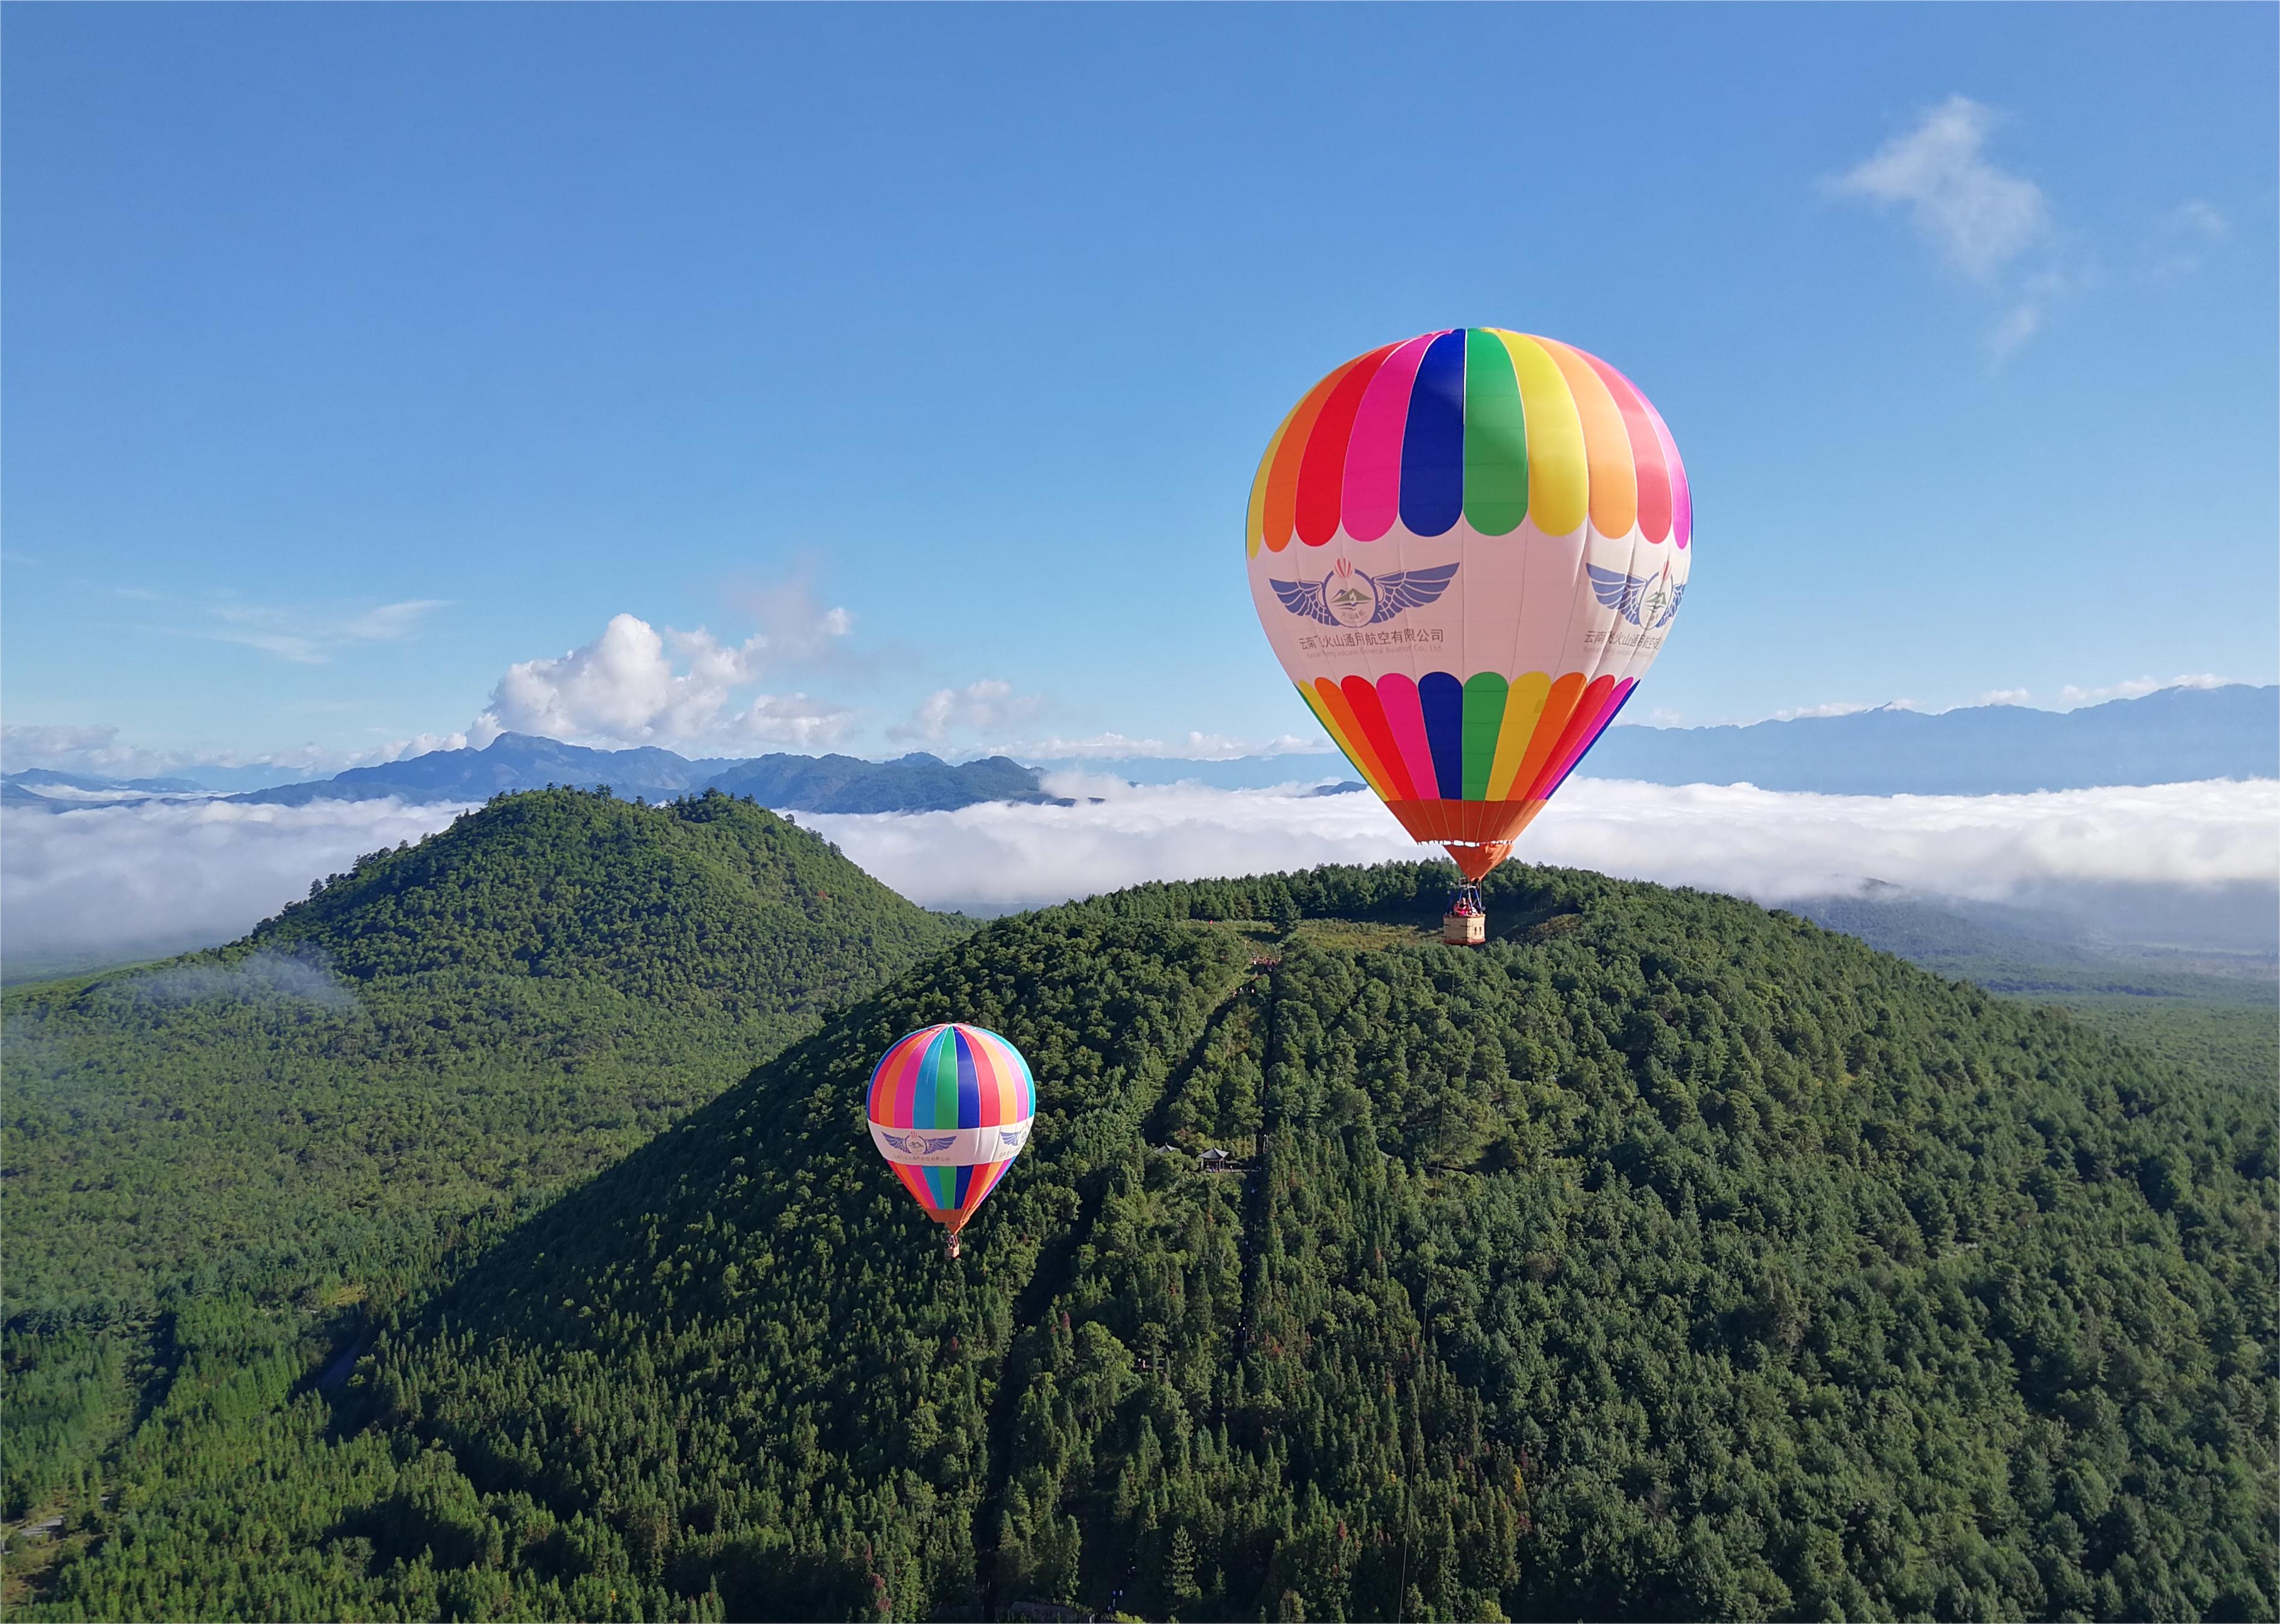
xmin=996 ymin=1126 xmax=1027 ymax=1152
xmin=1271 ymin=559 xmax=1459 ymax=628
xmin=1586 ymin=562 xmax=1684 ymax=630
xmin=882 ymin=1128 xmax=959 ymax=1156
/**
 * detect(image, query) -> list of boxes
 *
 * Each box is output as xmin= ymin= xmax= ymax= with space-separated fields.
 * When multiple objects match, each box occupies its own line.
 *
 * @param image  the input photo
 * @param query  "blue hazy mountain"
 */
xmin=234 ymin=733 xmax=729 ymax=806
xmin=702 ymin=751 xmax=1054 ymax=812
xmin=141 ymin=681 xmax=2277 ymax=814
xmin=6 ymin=768 xmax=212 ymax=795
xmin=1577 ymin=683 xmax=2277 ymax=794
xmin=231 ymin=733 xmax=1053 ymax=813
xmin=1044 ymin=685 xmax=2276 ymax=795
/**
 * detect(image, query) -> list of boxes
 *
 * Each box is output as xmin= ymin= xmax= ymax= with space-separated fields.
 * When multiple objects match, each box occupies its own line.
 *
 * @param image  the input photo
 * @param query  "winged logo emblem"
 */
xmin=1271 ymin=558 xmax=1458 ymax=629
xmin=882 ymin=1128 xmax=959 ymax=1156
xmin=1586 ymin=561 xmax=1684 ymax=630
xmin=996 ymin=1127 xmax=1027 ymax=1152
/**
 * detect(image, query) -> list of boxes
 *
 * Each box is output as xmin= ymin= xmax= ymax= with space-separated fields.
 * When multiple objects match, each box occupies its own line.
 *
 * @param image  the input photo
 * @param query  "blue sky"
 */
xmin=5 ymin=4 xmax=2274 ymax=772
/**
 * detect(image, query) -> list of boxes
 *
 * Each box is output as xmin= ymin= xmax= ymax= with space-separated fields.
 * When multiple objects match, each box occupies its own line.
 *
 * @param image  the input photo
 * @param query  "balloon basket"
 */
xmin=944 ymin=1230 xmax=962 ymax=1260
xmin=1441 ymin=883 xmax=1487 ymax=946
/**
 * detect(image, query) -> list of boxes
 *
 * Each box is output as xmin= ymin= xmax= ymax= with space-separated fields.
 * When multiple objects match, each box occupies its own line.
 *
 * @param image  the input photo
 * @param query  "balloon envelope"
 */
xmin=1245 ymin=328 xmax=1692 ymax=880
xmin=867 ymin=1023 xmax=1036 ymax=1237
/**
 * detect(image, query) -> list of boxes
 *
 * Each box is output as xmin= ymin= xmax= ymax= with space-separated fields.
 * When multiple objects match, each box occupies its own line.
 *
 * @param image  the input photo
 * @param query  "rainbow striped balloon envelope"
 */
xmin=865 ymin=1023 xmax=1036 ymax=1249
xmin=1245 ymin=328 xmax=1693 ymax=882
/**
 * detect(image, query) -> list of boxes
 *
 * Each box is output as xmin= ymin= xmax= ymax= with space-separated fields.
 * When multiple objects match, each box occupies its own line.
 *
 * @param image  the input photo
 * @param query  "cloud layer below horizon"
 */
xmin=809 ymin=775 xmax=2280 ymax=917
xmin=2 ymin=798 xmax=471 ymax=977
xmin=5 ymin=777 xmax=2273 ymax=976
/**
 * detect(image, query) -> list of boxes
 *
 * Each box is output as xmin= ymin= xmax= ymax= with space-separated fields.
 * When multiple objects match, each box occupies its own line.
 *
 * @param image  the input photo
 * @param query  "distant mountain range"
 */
xmin=1579 ymin=682 xmax=2278 ymax=795
xmin=4 ymin=683 xmax=2271 ymax=814
xmin=226 ymin=734 xmax=1064 ymax=813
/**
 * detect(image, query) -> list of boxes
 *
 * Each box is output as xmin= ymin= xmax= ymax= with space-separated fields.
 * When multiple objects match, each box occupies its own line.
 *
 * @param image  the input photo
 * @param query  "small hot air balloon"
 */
xmin=1245 ymin=328 xmax=1692 ymax=941
xmin=866 ymin=1023 xmax=1036 ymax=1258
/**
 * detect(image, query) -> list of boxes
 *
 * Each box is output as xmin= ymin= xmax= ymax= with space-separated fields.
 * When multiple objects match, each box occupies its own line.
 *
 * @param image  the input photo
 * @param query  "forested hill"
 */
xmin=2 ymin=788 xmax=968 ymax=1329
xmin=33 ymin=864 xmax=2273 ymax=1621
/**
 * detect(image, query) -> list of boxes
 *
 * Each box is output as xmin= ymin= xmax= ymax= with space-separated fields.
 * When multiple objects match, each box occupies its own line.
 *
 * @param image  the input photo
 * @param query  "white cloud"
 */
xmin=191 ymin=598 xmax=452 ymax=664
xmin=2170 ymin=200 xmax=2229 ymax=241
xmin=373 ymin=731 xmax=472 ymax=762
xmin=2057 ymin=673 xmax=2231 ymax=708
xmin=793 ymin=776 xmax=2280 ymax=924
xmin=1005 ymin=730 xmax=1333 ymax=762
xmin=119 ymin=950 xmax=356 ymax=1010
xmin=0 ymin=724 xmax=358 ymax=785
xmin=2148 ymin=201 xmax=2232 ymax=282
xmin=1625 ymin=708 xmax=1687 ymax=730
xmin=1771 ymin=701 xmax=1874 ymax=722
xmin=730 ymin=692 xmax=858 ymax=749
xmin=1976 ymin=689 xmax=2034 ymax=707
xmin=472 ymin=612 xmax=856 ymax=751
xmin=338 ymin=600 xmax=453 ymax=642
xmin=725 ymin=576 xmax=861 ymax=671
xmin=1 ymin=724 xmax=135 ymax=773
xmin=1830 ymin=96 xmax=2075 ymax=359
xmin=1 ymin=797 xmax=468 ymax=975
xmin=1985 ymin=296 xmax=2045 ymax=361
xmin=891 ymin=680 xmax=1044 ymax=744
xmin=1832 ymin=96 xmax=2048 ymax=279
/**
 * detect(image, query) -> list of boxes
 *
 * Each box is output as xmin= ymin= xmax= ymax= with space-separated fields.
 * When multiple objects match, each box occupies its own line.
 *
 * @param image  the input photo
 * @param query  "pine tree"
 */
xmin=1165 ymin=1526 xmax=1200 ymax=1617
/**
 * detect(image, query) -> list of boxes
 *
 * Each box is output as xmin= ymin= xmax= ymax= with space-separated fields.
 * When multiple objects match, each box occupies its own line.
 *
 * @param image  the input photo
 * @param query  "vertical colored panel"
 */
xmin=955 ymin=1030 xmax=982 ymax=1129
xmin=1645 ymin=395 xmax=1691 ymax=549
xmin=894 ymin=1162 xmax=941 ymax=1219
xmin=1342 ymin=334 xmax=1437 ymax=542
xmin=1296 ymin=344 xmax=1400 ymax=546
xmin=1302 ymin=681 xmax=1394 ymax=800
xmin=868 ymin=1033 xmax=907 ymax=1120
xmin=1246 ymin=399 xmax=1301 ymax=558
xmin=1342 ymin=676 xmax=1420 ymax=801
xmin=952 ymin=1163 xmax=974 ymax=1209
xmin=1487 ymin=671 xmax=1553 ymax=798
xmin=959 ymin=1159 xmax=1014 ymax=1224
xmin=1376 ymin=674 xmax=1441 ymax=800
xmin=1460 ymin=673 xmax=1507 ymax=799
xmin=1419 ymin=672 xmax=1467 ymax=799
xmin=1495 ymin=333 xmax=1587 ymax=535
xmin=1316 ymin=680 xmax=1400 ymax=799
xmin=1462 ymin=331 xmax=1529 ymax=537
xmin=1524 ymin=674 xmax=1618 ymax=800
xmin=925 ymin=1164 xmax=956 ymax=1212
xmin=998 ymin=1034 xmax=1025 ymax=1122
xmin=1545 ymin=680 xmax=1638 ymax=800
xmin=1262 ymin=358 xmax=1362 ymax=554
xmin=898 ymin=1040 xmax=926 ymax=1131
xmin=1400 ymin=331 xmax=1468 ymax=537
xmin=929 ymin=1031 xmax=962 ymax=1131
xmin=1583 ymin=355 xmax=1671 ymax=544
xmin=971 ymin=1035 xmax=1008 ymax=1122
xmin=1512 ymin=671 xmax=1588 ymax=796
xmin=1537 ymin=340 xmax=1637 ymax=538
xmin=889 ymin=1033 xmax=927 ymax=1128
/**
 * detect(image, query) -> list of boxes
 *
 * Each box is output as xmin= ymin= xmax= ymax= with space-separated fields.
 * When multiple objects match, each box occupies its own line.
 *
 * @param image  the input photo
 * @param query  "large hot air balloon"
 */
xmin=1245 ymin=328 xmax=1692 ymax=939
xmin=866 ymin=1023 xmax=1036 ymax=1258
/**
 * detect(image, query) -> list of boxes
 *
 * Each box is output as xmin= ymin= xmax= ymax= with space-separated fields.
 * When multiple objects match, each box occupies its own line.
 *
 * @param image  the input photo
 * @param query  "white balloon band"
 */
xmin=868 ymin=1117 xmax=1033 ymax=1168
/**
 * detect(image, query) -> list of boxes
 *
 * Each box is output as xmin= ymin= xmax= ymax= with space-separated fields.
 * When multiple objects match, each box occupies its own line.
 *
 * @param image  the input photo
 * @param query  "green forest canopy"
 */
xmin=13 ymin=859 xmax=2272 ymax=1622
xmin=1 ymin=789 xmax=968 ymax=1539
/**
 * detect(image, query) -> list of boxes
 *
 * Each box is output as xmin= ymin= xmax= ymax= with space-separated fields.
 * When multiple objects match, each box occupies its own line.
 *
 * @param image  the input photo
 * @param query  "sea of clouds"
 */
xmin=1 ymin=797 xmax=472 ymax=978
xmin=4 ymin=777 xmax=2275 ymax=977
